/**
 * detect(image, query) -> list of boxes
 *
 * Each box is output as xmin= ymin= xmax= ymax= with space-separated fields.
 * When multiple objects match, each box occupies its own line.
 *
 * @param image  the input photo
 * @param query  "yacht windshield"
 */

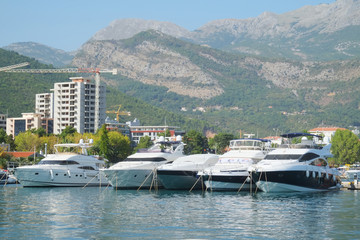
xmin=38 ymin=160 xmax=79 ymax=165
xmin=264 ymin=154 xmax=302 ymax=160
xmin=124 ymin=157 xmax=167 ymax=162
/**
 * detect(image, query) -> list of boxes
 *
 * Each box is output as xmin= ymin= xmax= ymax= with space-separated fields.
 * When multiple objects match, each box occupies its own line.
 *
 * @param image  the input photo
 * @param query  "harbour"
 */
xmin=1 ymin=185 xmax=359 ymax=239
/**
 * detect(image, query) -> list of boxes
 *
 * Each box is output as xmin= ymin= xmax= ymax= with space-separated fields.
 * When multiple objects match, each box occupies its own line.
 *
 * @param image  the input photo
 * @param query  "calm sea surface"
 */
xmin=0 ymin=185 xmax=359 ymax=240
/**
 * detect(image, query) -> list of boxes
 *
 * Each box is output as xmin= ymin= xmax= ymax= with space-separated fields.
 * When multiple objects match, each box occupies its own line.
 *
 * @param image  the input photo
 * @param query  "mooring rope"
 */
xmin=82 ymin=174 xmax=99 ymax=189
xmin=237 ymin=173 xmax=250 ymax=194
xmin=138 ymin=168 xmax=155 ymax=191
xmin=189 ymin=174 xmax=202 ymax=192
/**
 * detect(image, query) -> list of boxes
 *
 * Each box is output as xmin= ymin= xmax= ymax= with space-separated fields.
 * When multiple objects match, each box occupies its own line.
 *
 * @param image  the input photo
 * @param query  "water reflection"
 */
xmin=0 ymin=186 xmax=359 ymax=239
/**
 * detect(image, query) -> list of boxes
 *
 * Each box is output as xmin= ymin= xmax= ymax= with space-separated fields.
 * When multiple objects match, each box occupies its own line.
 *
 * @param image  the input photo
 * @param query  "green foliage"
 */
xmin=30 ymin=127 xmax=47 ymax=137
xmin=133 ymin=136 xmax=153 ymax=153
xmin=183 ymin=130 xmax=208 ymax=154
xmin=59 ymin=126 xmax=77 ymax=142
xmin=14 ymin=131 xmax=42 ymax=152
xmin=209 ymin=132 xmax=236 ymax=154
xmin=330 ymin=129 xmax=360 ymax=165
xmin=98 ymin=125 xmax=109 ymax=158
xmin=106 ymin=131 xmax=132 ymax=163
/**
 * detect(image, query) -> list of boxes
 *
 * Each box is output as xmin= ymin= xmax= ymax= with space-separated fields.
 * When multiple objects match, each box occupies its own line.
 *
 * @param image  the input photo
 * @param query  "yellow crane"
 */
xmin=106 ymin=105 xmax=131 ymax=122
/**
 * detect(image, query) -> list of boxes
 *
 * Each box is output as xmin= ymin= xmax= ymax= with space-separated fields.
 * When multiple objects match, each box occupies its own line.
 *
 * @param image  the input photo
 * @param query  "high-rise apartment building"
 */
xmin=53 ymin=77 xmax=106 ymax=134
xmin=35 ymin=93 xmax=54 ymax=118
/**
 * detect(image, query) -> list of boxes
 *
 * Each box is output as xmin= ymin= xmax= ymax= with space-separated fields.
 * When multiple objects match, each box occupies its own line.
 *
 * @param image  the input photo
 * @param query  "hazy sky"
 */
xmin=1 ymin=0 xmax=335 ymax=51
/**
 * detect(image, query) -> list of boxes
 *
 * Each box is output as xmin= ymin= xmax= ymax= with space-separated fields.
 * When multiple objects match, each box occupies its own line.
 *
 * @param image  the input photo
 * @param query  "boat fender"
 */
xmin=246 ymin=176 xmax=251 ymax=182
xmin=326 ymin=172 xmax=329 ymax=180
xmin=306 ymin=170 xmax=310 ymax=178
xmin=84 ymin=172 xmax=87 ymax=179
xmin=67 ymin=170 xmax=71 ymax=178
xmin=312 ymin=171 xmax=316 ymax=178
xmin=49 ymin=169 xmax=54 ymax=181
xmin=318 ymin=170 xmax=322 ymax=178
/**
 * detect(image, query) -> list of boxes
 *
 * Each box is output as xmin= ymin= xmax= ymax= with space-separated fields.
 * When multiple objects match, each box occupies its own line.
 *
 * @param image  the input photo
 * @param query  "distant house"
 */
xmin=308 ymin=127 xmax=347 ymax=144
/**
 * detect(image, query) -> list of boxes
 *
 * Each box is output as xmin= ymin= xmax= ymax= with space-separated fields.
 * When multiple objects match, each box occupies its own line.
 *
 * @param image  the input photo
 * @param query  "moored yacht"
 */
xmin=157 ymin=154 xmax=219 ymax=190
xmin=249 ymin=133 xmax=342 ymax=192
xmin=0 ymin=169 xmax=17 ymax=184
xmin=14 ymin=139 xmax=107 ymax=187
xmin=198 ymin=138 xmax=271 ymax=191
xmin=102 ymin=136 xmax=185 ymax=189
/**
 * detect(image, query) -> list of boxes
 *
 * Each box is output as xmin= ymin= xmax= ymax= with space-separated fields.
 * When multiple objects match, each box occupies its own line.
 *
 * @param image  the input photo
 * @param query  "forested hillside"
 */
xmin=0 ymin=49 xmax=216 ymax=134
xmin=73 ymin=30 xmax=360 ymax=136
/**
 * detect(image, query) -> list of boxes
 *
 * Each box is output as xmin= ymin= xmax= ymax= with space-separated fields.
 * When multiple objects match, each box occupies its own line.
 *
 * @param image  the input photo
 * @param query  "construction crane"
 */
xmin=0 ymin=62 xmax=117 ymax=132
xmin=0 ymin=62 xmax=30 ymax=72
xmin=106 ymin=105 xmax=131 ymax=122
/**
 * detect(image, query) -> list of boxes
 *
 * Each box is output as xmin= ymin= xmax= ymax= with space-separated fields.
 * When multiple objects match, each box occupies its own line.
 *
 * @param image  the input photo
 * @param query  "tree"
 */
xmin=30 ymin=127 xmax=47 ymax=137
xmin=0 ymin=128 xmax=6 ymax=143
xmin=106 ymin=131 xmax=132 ymax=163
xmin=133 ymin=136 xmax=153 ymax=153
xmin=98 ymin=125 xmax=110 ymax=158
xmin=59 ymin=126 xmax=77 ymax=142
xmin=209 ymin=132 xmax=235 ymax=154
xmin=331 ymin=129 xmax=360 ymax=165
xmin=14 ymin=131 xmax=42 ymax=152
xmin=183 ymin=130 xmax=208 ymax=154
xmin=157 ymin=129 xmax=171 ymax=138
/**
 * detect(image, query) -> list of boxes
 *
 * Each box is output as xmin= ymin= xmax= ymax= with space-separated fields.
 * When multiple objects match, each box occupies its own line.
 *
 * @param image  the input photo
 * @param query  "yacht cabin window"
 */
xmin=299 ymin=153 xmax=320 ymax=162
xmin=38 ymin=160 xmax=79 ymax=165
xmin=78 ymin=166 xmax=95 ymax=170
xmin=309 ymin=158 xmax=327 ymax=167
xmin=125 ymin=157 xmax=168 ymax=162
xmin=264 ymin=154 xmax=302 ymax=160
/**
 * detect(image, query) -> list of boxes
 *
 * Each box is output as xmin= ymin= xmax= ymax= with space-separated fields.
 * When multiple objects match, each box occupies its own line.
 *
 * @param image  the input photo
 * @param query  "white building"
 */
xmin=309 ymin=127 xmax=347 ymax=144
xmin=35 ymin=93 xmax=54 ymax=118
xmin=52 ymin=77 xmax=106 ymax=134
xmin=6 ymin=113 xmax=42 ymax=136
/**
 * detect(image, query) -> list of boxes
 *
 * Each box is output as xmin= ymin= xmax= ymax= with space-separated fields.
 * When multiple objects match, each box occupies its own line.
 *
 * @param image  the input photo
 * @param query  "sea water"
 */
xmin=0 ymin=185 xmax=359 ymax=239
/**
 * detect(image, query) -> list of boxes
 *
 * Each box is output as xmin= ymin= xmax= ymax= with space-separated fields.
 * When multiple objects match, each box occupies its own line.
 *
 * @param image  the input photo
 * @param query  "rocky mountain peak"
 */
xmin=91 ymin=18 xmax=191 ymax=41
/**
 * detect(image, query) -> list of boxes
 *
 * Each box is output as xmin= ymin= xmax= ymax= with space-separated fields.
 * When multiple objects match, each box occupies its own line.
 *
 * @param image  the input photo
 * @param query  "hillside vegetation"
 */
xmin=0 ymin=49 xmax=215 ymax=134
xmin=73 ymin=30 xmax=360 ymax=136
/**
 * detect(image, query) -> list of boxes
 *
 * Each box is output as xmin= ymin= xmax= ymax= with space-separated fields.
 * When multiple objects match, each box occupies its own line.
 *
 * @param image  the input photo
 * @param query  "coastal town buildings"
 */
xmin=6 ymin=113 xmax=42 ymax=136
xmin=127 ymin=118 xmax=184 ymax=144
xmin=309 ymin=127 xmax=347 ymax=143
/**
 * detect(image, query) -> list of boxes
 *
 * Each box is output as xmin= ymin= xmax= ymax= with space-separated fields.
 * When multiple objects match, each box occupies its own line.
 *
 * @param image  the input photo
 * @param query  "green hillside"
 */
xmin=98 ymin=31 xmax=360 ymax=136
xmin=0 ymin=48 xmax=215 ymax=134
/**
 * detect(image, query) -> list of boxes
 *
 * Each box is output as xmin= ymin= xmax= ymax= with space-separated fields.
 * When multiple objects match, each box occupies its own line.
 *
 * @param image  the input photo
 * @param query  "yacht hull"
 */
xmin=202 ymin=173 xmax=252 ymax=191
xmin=15 ymin=168 xmax=107 ymax=187
xmin=103 ymin=168 xmax=162 ymax=189
xmin=157 ymin=170 xmax=201 ymax=190
xmin=252 ymin=170 xmax=341 ymax=193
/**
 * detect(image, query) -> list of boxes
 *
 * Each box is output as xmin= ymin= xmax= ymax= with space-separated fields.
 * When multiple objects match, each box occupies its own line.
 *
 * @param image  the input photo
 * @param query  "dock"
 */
xmin=342 ymin=181 xmax=360 ymax=190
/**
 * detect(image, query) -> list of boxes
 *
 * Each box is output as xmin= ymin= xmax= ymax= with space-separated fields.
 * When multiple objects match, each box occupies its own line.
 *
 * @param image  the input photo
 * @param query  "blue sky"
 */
xmin=1 ymin=0 xmax=335 ymax=51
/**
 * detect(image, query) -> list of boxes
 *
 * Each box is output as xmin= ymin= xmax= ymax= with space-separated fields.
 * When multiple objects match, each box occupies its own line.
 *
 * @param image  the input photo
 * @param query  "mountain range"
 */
xmin=1 ymin=0 xmax=360 ymax=136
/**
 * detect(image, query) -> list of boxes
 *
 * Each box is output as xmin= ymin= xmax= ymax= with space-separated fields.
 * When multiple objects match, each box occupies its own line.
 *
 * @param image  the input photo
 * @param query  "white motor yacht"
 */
xmin=249 ymin=133 xmax=342 ymax=193
xmin=157 ymin=154 xmax=219 ymax=190
xmin=14 ymin=139 xmax=107 ymax=187
xmin=198 ymin=138 xmax=271 ymax=191
xmin=102 ymin=136 xmax=185 ymax=189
